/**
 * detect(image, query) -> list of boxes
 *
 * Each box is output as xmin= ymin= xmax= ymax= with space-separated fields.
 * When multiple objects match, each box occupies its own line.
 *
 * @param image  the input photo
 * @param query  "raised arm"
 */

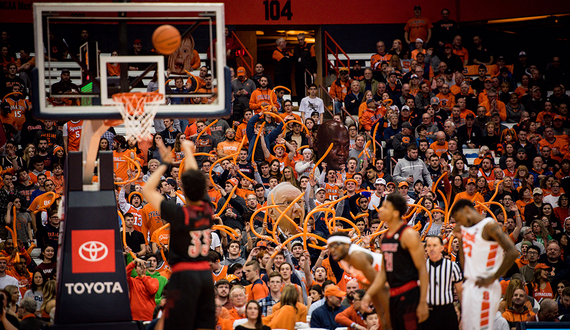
xmin=511 ymin=203 xmax=522 ymax=241
xmin=302 ymin=250 xmax=314 ymax=287
xmin=284 ymin=140 xmax=295 ymax=161
xmin=259 ymin=130 xmax=271 ymax=159
xmin=118 ymin=186 xmax=131 ymax=214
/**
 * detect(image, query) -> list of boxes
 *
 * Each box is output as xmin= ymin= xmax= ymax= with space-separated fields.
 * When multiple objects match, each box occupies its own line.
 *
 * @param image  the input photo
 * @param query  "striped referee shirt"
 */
xmin=426 ymin=257 xmax=463 ymax=306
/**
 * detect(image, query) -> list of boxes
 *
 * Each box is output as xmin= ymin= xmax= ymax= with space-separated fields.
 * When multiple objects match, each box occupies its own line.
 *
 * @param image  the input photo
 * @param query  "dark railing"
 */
xmin=231 ymin=31 xmax=254 ymax=77
xmin=304 ymin=68 xmax=314 ymax=91
xmin=324 ymin=31 xmax=350 ymax=77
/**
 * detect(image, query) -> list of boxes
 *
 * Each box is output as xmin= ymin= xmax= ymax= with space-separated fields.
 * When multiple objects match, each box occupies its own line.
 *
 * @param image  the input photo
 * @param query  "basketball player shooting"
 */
xmin=142 ymin=140 xmax=215 ymax=330
xmin=450 ymin=199 xmax=518 ymax=330
xmin=327 ymin=232 xmax=390 ymax=329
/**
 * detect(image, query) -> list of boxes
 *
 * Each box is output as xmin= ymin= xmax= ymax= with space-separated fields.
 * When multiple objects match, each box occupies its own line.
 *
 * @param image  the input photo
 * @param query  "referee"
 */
xmin=423 ymin=235 xmax=463 ymax=330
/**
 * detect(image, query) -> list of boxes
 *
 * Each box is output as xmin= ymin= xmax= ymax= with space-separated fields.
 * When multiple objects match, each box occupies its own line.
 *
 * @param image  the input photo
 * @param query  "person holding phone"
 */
xmin=125 ymin=258 xmax=159 ymax=322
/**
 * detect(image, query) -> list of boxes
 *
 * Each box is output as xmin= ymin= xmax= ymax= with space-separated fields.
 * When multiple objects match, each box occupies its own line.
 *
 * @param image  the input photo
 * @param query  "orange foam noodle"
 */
xmin=249 ymin=204 xmax=281 ymax=244
xmin=118 ymin=211 xmax=137 ymax=260
xmin=114 ymin=156 xmax=142 ymax=185
xmin=212 ymin=225 xmax=239 ymax=240
xmin=215 ymin=185 xmax=238 ymax=218
xmin=431 ymin=172 xmax=448 ymax=193
xmin=208 ymin=151 xmax=238 ymax=188
xmin=284 ymin=119 xmax=310 ymax=135
xmin=197 ymin=119 xmax=218 ymax=141
xmin=372 ymin=123 xmax=380 ymax=156
xmin=270 ymin=193 xmax=304 ymax=240
xmin=250 ymin=122 xmax=266 ymax=161
xmin=311 ymin=143 xmax=334 ymax=176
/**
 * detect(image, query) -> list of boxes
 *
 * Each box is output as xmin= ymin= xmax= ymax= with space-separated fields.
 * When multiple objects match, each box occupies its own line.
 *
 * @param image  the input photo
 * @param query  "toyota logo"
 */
xmin=79 ymin=241 xmax=109 ymax=262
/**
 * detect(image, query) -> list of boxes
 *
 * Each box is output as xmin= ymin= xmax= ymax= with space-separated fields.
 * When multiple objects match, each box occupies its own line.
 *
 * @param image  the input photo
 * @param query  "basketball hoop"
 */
xmin=113 ymin=92 xmax=164 ymax=141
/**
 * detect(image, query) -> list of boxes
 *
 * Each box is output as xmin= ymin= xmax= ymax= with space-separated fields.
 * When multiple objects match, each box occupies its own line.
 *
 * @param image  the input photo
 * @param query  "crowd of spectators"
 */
xmin=0 ymin=4 xmax=569 ymax=330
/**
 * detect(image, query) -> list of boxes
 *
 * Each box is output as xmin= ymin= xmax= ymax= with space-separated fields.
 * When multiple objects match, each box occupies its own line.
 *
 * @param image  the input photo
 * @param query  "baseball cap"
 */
xmin=554 ymin=115 xmax=564 ymax=121
xmin=387 ymin=182 xmax=396 ymax=187
xmin=398 ymin=181 xmax=409 ymax=188
xmin=133 ymin=39 xmax=142 ymax=44
xmin=543 ymin=112 xmax=553 ymax=118
xmin=401 ymin=105 xmax=410 ymax=111
xmin=166 ymin=178 xmax=177 ymax=187
xmin=415 ymin=38 xmax=424 ymax=44
xmin=402 ymin=122 xmax=413 ymax=129
xmin=534 ymin=263 xmax=551 ymax=270
xmin=375 ymin=178 xmax=386 ymax=186
xmin=444 ymin=68 xmax=453 ymax=75
xmin=291 ymin=241 xmax=303 ymax=249
xmin=430 ymin=97 xmax=440 ymax=105
xmin=466 ymin=113 xmax=475 ymax=119
xmin=414 ymin=5 xmax=421 ymax=10
xmin=388 ymin=71 xmax=398 ymax=77
xmin=484 ymin=78 xmax=492 ymax=83
xmin=227 ymin=178 xmax=239 ymax=187
xmin=444 ymin=43 xmax=453 ymax=49
xmin=61 ymin=69 xmax=70 ymax=74
xmin=339 ymin=67 xmax=349 ymax=73
xmin=517 ymin=148 xmax=527 ymax=153
xmin=521 ymin=240 xmax=533 ymax=247
xmin=497 ymin=56 xmax=505 ymax=61
xmin=533 ymin=188 xmax=543 ymax=195
xmin=256 ymin=240 xmax=268 ymax=248
xmin=225 ymin=274 xmax=240 ymax=285
xmin=519 ymin=51 xmax=527 ymax=57
xmin=354 ymin=60 xmax=362 ymax=65
xmin=237 ymin=67 xmax=246 ymax=77
xmin=491 ymin=112 xmax=501 ymax=117
xmin=324 ymin=285 xmax=346 ymax=298
xmin=411 ymin=74 xmax=418 ymax=79
xmin=466 ymin=178 xmax=476 ymax=185
xmin=366 ymin=98 xmax=376 ymax=105
xmin=316 ymin=187 xmax=326 ymax=194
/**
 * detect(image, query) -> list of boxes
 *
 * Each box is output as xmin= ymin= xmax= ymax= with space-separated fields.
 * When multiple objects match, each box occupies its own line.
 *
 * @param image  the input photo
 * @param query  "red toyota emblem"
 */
xmin=72 ymin=230 xmax=115 ymax=273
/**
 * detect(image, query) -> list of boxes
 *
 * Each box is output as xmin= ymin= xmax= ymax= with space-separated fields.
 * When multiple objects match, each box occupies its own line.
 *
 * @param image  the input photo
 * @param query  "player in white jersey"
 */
xmin=327 ymin=232 xmax=389 ymax=329
xmin=450 ymin=199 xmax=518 ymax=330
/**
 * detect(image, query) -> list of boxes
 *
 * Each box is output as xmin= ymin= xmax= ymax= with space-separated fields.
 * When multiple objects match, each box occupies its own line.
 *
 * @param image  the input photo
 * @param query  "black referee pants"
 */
xmin=423 ymin=303 xmax=459 ymax=330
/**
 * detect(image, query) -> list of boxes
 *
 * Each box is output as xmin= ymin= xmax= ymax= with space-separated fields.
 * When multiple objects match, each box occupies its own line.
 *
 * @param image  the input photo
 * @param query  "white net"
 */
xmin=113 ymin=92 xmax=164 ymax=141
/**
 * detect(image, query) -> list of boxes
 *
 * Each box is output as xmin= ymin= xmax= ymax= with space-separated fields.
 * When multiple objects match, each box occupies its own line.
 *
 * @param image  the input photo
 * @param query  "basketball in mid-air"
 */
xmin=152 ymin=25 xmax=181 ymax=55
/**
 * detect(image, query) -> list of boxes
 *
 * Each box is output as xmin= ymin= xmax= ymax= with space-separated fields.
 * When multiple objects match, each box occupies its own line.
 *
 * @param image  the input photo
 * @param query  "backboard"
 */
xmin=32 ymin=2 xmax=230 ymax=120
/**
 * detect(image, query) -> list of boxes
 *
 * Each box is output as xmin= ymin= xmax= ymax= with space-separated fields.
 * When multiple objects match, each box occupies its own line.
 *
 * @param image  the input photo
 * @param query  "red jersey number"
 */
xmin=188 ymin=229 xmax=212 ymax=258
